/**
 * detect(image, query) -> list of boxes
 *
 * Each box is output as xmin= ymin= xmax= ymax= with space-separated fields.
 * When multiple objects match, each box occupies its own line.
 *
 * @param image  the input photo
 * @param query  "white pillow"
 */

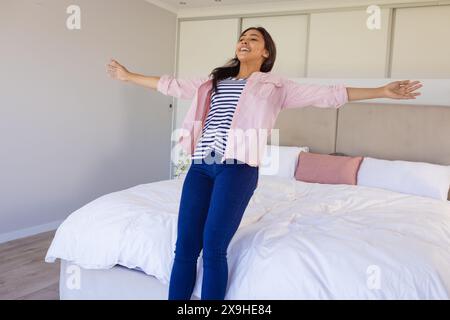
xmin=357 ymin=157 xmax=450 ymax=201
xmin=260 ymin=145 xmax=309 ymax=179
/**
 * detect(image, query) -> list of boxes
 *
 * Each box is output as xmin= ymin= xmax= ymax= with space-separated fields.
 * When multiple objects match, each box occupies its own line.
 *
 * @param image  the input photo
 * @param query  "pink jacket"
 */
xmin=157 ymin=71 xmax=348 ymax=167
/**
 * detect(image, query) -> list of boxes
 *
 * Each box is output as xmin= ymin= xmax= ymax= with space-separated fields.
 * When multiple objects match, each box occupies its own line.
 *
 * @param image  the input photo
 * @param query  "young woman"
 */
xmin=107 ymin=27 xmax=422 ymax=300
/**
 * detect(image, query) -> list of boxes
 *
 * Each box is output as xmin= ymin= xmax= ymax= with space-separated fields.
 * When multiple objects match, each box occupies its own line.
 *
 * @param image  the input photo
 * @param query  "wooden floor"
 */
xmin=0 ymin=231 xmax=60 ymax=300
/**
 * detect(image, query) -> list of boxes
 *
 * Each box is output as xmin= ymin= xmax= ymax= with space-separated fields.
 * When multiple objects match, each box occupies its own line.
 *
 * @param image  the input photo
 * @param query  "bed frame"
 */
xmin=270 ymin=102 xmax=450 ymax=200
xmin=59 ymin=101 xmax=450 ymax=299
xmin=59 ymin=260 xmax=197 ymax=299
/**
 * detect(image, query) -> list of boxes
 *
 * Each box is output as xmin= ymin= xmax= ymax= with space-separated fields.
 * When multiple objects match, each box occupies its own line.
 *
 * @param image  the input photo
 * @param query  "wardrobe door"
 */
xmin=307 ymin=9 xmax=390 ymax=78
xmin=176 ymin=19 xmax=240 ymax=129
xmin=242 ymin=15 xmax=308 ymax=78
xmin=391 ymin=5 xmax=450 ymax=78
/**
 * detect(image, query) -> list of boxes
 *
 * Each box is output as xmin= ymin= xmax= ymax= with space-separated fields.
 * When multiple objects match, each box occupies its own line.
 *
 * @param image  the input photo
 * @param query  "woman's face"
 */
xmin=235 ymin=29 xmax=269 ymax=64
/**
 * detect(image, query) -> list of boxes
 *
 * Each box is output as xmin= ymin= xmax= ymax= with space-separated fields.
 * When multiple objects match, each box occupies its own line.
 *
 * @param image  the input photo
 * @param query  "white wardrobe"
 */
xmin=170 ymin=3 xmax=450 ymax=176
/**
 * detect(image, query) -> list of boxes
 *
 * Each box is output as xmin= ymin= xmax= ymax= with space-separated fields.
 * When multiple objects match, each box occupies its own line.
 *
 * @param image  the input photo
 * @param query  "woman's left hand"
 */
xmin=382 ymin=80 xmax=422 ymax=99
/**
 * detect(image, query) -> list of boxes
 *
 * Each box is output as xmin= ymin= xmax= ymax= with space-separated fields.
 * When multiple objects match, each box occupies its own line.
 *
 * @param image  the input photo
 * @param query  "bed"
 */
xmin=46 ymin=102 xmax=450 ymax=299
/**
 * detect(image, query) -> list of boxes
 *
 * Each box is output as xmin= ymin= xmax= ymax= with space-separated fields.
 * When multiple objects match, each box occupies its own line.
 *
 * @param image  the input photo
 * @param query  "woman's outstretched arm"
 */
xmin=106 ymin=59 xmax=160 ymax=90
xmin=106 ymin=58 xmax=210 ymax=99
xmin=281 ymin=79 xmax=423 ymax=110
xmin=347 ymin=80 xmax=422 ymax=101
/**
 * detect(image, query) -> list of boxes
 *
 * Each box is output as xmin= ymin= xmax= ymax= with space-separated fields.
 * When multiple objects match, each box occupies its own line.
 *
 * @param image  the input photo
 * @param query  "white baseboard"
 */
xmin=0 ymin=219 xmax=64 ymax=245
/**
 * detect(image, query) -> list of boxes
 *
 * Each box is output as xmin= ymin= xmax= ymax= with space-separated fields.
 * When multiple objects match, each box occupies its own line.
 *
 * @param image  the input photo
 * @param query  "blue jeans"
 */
xmin=168 ymin=150 xmax=259 ymax=300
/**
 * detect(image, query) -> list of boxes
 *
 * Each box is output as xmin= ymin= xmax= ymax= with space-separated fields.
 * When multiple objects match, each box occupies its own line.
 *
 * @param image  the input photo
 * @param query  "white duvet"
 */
xmin=45 ymin=175 xmax=450 ymax=299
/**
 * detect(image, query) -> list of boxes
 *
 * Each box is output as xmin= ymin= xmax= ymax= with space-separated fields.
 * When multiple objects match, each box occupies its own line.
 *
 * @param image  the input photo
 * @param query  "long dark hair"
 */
xmin=208 ymin=27 xmax=277 ymax=96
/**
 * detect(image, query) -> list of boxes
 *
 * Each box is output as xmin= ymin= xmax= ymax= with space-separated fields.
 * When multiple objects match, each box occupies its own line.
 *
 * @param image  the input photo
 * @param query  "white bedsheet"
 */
xmin=45 ymin=175 xmax=450 ymax=299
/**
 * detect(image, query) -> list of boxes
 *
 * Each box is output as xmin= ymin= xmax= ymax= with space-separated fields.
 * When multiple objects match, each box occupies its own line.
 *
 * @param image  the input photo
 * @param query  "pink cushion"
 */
xmin=294 ymin=152 xmax=363 ymax=185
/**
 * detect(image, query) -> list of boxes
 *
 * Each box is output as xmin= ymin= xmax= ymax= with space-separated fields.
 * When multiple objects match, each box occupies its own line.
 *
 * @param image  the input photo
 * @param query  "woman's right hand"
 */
xmin=107 ymin=59 xmax=131 ymax=82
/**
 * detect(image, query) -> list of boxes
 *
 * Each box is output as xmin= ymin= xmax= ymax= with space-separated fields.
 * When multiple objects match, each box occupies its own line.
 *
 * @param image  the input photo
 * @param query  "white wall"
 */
xmin=0 ymin=0 xmax=177 ymax=243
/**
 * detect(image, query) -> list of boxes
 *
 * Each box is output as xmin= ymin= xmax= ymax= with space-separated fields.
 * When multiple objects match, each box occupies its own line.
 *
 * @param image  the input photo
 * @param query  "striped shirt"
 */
xmin=191 ymin=76 xmax=247 ymax=162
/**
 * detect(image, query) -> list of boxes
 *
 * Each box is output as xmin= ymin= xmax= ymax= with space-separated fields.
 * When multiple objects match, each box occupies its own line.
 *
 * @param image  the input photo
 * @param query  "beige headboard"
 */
xmin=270 ymin=102 xmax=450 ymax=200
